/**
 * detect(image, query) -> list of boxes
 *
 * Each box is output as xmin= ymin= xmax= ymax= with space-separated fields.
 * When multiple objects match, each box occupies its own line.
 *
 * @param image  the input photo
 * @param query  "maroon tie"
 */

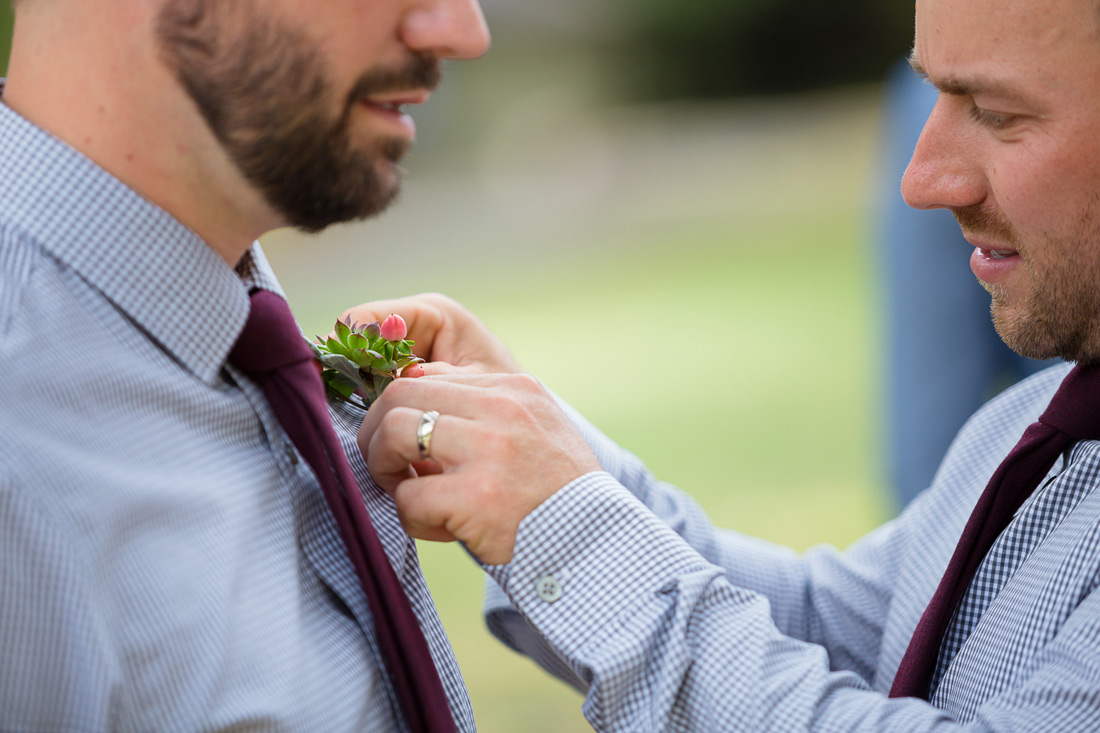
xmin=889 ymin=364 xmax=1100 ymax=699
xmin=230 ymin=290 xmax=456 ymax=732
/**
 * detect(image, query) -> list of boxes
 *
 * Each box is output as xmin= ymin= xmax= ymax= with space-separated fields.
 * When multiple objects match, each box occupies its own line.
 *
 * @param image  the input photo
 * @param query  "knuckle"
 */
xmin=422 ymin=292 xmax=458 ymax=309
xmin=495 ymin=375 xmax=547 ymax=420
xmin=422 ymin=292 xmax=468 ymax=318
xmin=378 ymin=408 xmax=414 ymax=444
xmin=508 ymin=372 xmax=543 ymax=394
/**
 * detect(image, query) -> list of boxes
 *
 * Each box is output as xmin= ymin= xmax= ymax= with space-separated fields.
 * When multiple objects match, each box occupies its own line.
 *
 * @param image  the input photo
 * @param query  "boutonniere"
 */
xmin=308 ymin=314 xmax=424 ymax=410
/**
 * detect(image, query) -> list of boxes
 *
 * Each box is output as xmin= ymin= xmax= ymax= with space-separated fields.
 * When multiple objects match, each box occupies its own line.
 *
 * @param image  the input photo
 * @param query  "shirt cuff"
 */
xmin=484 ymin=471 xmax=715 ymax=664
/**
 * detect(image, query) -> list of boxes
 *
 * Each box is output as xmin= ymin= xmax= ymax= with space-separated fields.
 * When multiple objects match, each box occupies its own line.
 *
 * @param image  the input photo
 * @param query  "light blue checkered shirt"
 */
xmin=487 ymin=365 xmax=1100 ymax=730
xmin=0 ymin=94 xmax=474 ymax=731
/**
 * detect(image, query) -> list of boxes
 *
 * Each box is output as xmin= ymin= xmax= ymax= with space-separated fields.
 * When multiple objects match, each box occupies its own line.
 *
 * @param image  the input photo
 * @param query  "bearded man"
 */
xmin=353 ymin=0 xmax=1100 ymax=728
xmin=0 ymin=0 xmax=488 ymax=730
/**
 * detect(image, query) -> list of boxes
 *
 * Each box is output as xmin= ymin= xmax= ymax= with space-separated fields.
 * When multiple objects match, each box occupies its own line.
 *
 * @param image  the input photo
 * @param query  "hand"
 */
xmin=357 ymin=373 xmax=601 ymax=565
xmin=341 ymin=293 xmax=520 ymax=376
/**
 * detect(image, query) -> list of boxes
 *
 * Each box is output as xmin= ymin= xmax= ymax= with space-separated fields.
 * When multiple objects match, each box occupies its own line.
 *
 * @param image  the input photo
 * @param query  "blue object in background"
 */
xmin=877 ymin=60 xmax=1057 ymax=511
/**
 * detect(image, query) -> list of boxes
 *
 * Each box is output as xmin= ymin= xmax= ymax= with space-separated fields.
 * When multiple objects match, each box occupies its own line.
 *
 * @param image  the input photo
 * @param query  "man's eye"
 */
xmin=969 ymin=105 xmax=1015 ymax=130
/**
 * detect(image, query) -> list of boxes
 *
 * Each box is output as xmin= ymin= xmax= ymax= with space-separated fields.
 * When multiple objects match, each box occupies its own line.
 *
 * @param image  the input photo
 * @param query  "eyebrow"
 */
xmin=907 ymin=52 xmax=1023 ymax=99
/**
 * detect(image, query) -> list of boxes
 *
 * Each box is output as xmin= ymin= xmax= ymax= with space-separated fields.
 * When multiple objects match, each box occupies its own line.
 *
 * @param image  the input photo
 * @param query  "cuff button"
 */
xmin=536 ymin=575 xmax=563 ymax=603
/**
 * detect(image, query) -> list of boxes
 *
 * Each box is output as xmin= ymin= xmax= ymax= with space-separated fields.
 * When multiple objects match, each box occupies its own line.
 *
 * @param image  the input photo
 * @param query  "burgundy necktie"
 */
xmin=230 ymin=290 xmax=456 ymax=732
xmin=890 ymin=364 xmax=1100 ymax=699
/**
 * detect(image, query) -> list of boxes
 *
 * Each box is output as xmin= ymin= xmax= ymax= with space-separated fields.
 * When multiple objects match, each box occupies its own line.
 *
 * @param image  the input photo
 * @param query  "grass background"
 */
xmin=263 ymin=87 xmax=892 ymax=731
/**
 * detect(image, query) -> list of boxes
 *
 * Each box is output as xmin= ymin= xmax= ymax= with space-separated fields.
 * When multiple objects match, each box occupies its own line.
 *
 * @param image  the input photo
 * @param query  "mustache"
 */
xmin=951 ymin=204 xmax=1018 ymax=246
xmin=345 ymin=52 xmax=441 ymax=107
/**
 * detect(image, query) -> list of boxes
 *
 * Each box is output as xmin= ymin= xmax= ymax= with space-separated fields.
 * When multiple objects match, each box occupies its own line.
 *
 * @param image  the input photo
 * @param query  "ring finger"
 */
xmin=363 ymin=407 xmax=470 ymax=492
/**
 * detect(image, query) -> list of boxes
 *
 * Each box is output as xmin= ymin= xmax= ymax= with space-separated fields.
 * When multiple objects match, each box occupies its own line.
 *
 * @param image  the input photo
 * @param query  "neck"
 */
xmin=2 ymin=3 xmax=282 ymax=266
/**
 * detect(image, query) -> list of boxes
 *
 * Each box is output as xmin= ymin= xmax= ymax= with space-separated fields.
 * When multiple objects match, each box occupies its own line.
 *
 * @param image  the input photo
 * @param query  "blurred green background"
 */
xmin=1 ymin=1 xmax=900 ymax=730
xmin=1 ymin=5 xmax=9 ymax=75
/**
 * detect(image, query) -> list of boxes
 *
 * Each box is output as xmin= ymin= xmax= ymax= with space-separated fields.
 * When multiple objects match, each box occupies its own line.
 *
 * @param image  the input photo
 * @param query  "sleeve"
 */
xmin=0 ymin=475 xmax=120 ymax=731
xmin=487 ymin=396 xmax=905 ymax=684
xmin=487 ymin=474 xmax=1100 ymax=731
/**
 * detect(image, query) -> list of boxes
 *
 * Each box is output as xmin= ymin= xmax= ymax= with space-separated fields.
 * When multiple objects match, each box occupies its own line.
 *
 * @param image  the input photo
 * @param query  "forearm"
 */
xmin=553 ymin=394 xmax=898 ymax=661
xmin=486 ymin=474 xmax=955 ymax=732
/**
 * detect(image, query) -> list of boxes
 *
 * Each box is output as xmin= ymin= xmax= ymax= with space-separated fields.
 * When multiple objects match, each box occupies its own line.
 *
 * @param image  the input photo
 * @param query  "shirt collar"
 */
xmin=0 ymin=84 xmax=286 ymax=386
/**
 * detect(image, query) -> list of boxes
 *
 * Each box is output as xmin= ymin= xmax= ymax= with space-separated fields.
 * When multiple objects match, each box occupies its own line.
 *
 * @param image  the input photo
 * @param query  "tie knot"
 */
xmin=1039 ymin=364 xmax=1100 ymax=441
xmin=229 ymin=290 xmax=315 ymax=378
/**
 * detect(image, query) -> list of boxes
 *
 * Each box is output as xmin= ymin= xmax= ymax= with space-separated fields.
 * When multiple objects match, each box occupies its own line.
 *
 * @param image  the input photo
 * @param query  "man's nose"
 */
xmin=401 ymin=0 xmax=491 ymax=60
xmin=901 ymin=96 xmax=985 ymax=212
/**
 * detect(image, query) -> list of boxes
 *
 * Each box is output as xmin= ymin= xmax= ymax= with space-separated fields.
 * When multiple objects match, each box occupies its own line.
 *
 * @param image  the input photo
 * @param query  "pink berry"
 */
xmin=380 ymin=314 xmax=407 ymax=341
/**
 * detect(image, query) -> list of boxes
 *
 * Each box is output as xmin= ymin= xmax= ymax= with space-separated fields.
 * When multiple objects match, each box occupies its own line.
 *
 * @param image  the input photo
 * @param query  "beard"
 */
xmin=156 ymin=0 xmax=440 ymax=232
xmin=953 ymin=201 xmax=1100 ymax=364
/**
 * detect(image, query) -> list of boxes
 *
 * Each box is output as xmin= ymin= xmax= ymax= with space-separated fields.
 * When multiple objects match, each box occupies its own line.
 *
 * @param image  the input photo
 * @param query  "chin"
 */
xmin=375 ymin=163 xmax=402 ymax=197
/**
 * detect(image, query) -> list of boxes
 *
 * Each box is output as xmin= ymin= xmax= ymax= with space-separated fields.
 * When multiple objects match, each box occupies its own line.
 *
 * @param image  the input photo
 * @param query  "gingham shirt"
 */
xmin=0 ymin=94 xmax=474 ymax=731
xmin=486 ymin=363 xmax=1100 ymax=730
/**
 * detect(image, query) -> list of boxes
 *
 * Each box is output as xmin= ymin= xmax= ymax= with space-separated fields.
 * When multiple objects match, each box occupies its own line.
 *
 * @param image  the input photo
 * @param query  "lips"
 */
xmin=962 ymin=230 xmax=1019 ymax=260
xmin=970 ymin=244 xmax=1021 ymax=285
xmin=367 ymin=101 xmax=406 ymax=113
xmin=362 ymin=91 xmax=430 ymax=109
xmin=356 ymin=91 xmax=430 ymax=139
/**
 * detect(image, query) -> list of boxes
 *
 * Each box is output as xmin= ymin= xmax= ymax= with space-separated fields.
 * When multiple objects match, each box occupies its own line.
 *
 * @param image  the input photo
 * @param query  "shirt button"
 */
xmin=284 ymin=442 xmax=300 ymax=466
xmin=536 ymin=575 xmax=562 ymax=603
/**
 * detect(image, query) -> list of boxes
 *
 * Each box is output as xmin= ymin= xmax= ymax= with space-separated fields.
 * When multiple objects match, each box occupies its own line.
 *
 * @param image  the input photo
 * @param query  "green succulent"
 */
xmin=307 ymin=316 xmax=423 ymax=410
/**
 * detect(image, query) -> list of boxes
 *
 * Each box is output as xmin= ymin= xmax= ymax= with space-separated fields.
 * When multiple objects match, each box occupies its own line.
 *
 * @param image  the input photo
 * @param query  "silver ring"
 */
xmin=416 ymin=410 xmax=441 ymax=460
